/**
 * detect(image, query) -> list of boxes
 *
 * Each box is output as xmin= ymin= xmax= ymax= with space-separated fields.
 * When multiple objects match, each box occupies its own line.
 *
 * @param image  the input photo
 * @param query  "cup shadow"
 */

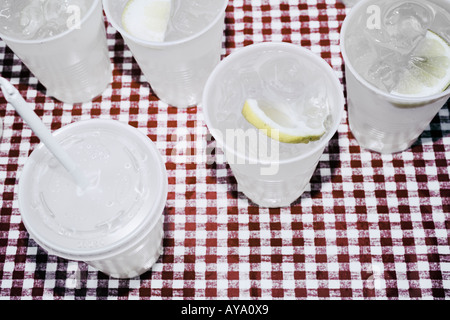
xmin=1 ymin=46 xmax=48 ymax=97
xmin=410 ymin=98 xmax=450 ymax=149
xmin=289 ymin=132 xmax=342 ymax=206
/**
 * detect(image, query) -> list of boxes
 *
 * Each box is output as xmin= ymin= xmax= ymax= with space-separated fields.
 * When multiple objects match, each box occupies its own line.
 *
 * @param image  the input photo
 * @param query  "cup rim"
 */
xmin=340 ymin=0 xmax=450 ymax=103
xmin=202 ymin=41 xmax=345 ymax=166
xmin=18 ymin=119 xmax=168 ymax=261
xmin=102 ymin=0 xmax=228 ymax=48
xmin=0 ymin=0 xmax=101 ymax=44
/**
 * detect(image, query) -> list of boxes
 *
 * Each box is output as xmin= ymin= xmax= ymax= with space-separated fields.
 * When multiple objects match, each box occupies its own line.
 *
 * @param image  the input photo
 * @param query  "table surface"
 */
xmin=0 ymin=0 xmax=449 ymax=300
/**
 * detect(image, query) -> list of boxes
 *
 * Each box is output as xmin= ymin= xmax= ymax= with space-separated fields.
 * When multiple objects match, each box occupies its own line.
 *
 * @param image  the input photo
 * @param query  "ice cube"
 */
xmin=259 ymin=56 xmax=307 ymax=104
xmin=43 ymin=0 xmax=88 ymax=20
xmin=385 ymin=2 xmax=434 ymax=31
xmin=239 ymin=67 xmax=262 ymax=98
xmin=346 ymin=31 xmax=373 ymax=60
xmin=20 ymin=2 xmax=45 ymax=39
xmin=364 ymin=27 xmax=393 ymax=52
xmin=169 ymin=1 xmax=209 ymax=38
xmin=35 ymin=19 xmax=65 ymax=38
xmin=363 ymin=18 xmax=420 ymax=55
xmin=366 ymin=58 xmax=397 ymax=91
xmin=0 ymin=0 xmax=14 ymax=35
xmin=345 ymin=31 xmax=378 ymax=81
xmin=0 ymin=0 xmax=12 ymax=19
xmin=214 ymin=68 xmax=245 ymax=124
xmin=177 ymin=0 xmax=222 ymax=24
xmin=214 ymin=79 xmax=242 ymax=122
xmin=43 ymin=0 xmax=67 ymax=21
xmin=384 ymin=2 xmax=433 ymax=54
xmin=170 ymin=7 xmax=196 ymax=36
xmin=302 ymin=98 xmax=329 ymax=129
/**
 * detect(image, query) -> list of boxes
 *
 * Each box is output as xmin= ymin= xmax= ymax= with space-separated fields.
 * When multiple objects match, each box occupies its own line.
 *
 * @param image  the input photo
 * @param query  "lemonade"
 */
xmin=345 ymin=0 xmax=450 ymax=97
xmin=210 ymin=47 xmax=334 ymax=161
xmin=122 ymin=0 xmax=224 ymax=42
xmin=103 ymin=0 xmax=228 ymax=108
xmin=341 ymin=0 xmax=450 ymax=153
xmin=0 ymin=0 xmax=90 ymax=40
xmin=0 ymin=0 xmax=112 ymax=103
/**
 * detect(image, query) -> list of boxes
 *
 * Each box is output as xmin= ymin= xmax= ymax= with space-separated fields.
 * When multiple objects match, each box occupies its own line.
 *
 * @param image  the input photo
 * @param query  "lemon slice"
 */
xmin=241 ymin=99 xmax=327 ymax=144
xmin=392 ymin=30 xmax=450 ymax=97
xmin=122 ymin=0 xmax=172 ymax=42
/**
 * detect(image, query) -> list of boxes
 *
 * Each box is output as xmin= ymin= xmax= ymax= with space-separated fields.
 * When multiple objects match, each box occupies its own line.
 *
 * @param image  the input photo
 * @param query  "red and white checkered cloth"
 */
xmin=0 ymin=0 xmax=449 ymax=300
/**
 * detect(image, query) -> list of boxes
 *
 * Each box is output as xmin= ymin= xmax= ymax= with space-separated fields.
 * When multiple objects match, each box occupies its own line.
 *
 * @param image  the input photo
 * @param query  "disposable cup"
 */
xmin=0 ymin=0 xmax=112 ymax=104
xmin=202 ymin=42 xmax=345 ymax=208
xmin=340 ymin=0 xmax=450 ymax=154
xmin=103 ymin=0 xmax=228 ymax=108
xmin=18 ymin=119 xmax=168 ymax=278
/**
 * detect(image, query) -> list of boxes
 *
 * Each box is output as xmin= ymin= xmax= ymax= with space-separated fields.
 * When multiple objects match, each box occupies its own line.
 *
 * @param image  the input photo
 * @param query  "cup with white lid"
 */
xmin=18 ymin=119 xmax=168 ymax=279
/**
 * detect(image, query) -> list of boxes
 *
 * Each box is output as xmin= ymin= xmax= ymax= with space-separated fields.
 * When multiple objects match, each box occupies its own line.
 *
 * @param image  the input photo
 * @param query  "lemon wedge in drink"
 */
xmin=392 ymin=30 xmax=450 ymax=97
xmin=122 ymin=0 xmax=172 ymax=42
xmin=241 ymin=99 xmax=327 ymax=144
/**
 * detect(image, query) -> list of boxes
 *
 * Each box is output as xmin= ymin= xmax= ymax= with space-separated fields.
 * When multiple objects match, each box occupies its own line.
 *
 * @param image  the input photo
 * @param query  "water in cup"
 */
xmin=214 ymin=48 xmax=333 ymax=162
xmin=121 ymin=0 xmax=224 ymax=42
xmin=0 ymin=0 xmax=89 ymax=40
xmin=345 ymin=0 xmax=450 ymax=98
xmin=0 ymin=0 xmax=112 ymax=104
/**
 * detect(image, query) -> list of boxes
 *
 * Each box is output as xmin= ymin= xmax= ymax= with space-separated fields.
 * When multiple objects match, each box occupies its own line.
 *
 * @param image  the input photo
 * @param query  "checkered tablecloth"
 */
xmin=0 ymin=0 xmax=449 ymax=300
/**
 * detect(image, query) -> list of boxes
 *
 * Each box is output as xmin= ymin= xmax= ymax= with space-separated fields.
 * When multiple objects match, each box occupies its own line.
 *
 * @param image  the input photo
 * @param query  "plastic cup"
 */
xmin=340 ymin=0 xmax=450 ymax=154
xmin=18 ymin=119 xmax=168 ymax=279
xmin=202 ymin=42 xmax=345 ymax=208
xmin=102 ymin=0 xmax=228 ymax=108
xmin=0 ymin=0 xmax=112 ymax=104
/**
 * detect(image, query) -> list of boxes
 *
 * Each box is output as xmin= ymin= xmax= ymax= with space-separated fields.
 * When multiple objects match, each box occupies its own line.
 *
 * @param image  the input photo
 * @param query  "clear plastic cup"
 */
xmin=102 ymin=0 xmax=228 ymax=108
xmin=340 ymin=0 xmax=450 ymax=153
xmin=0 ymin=0 xmax=112 ymax=104
xmin=202 ymin=42 xmax=345 ymax=208
xmin=18 ymin=119 xmax=168 ymax=279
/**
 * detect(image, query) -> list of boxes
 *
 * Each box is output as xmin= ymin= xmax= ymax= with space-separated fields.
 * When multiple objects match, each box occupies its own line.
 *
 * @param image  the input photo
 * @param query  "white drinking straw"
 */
xmin=0 ymin=77 xmax=89 ymax=189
